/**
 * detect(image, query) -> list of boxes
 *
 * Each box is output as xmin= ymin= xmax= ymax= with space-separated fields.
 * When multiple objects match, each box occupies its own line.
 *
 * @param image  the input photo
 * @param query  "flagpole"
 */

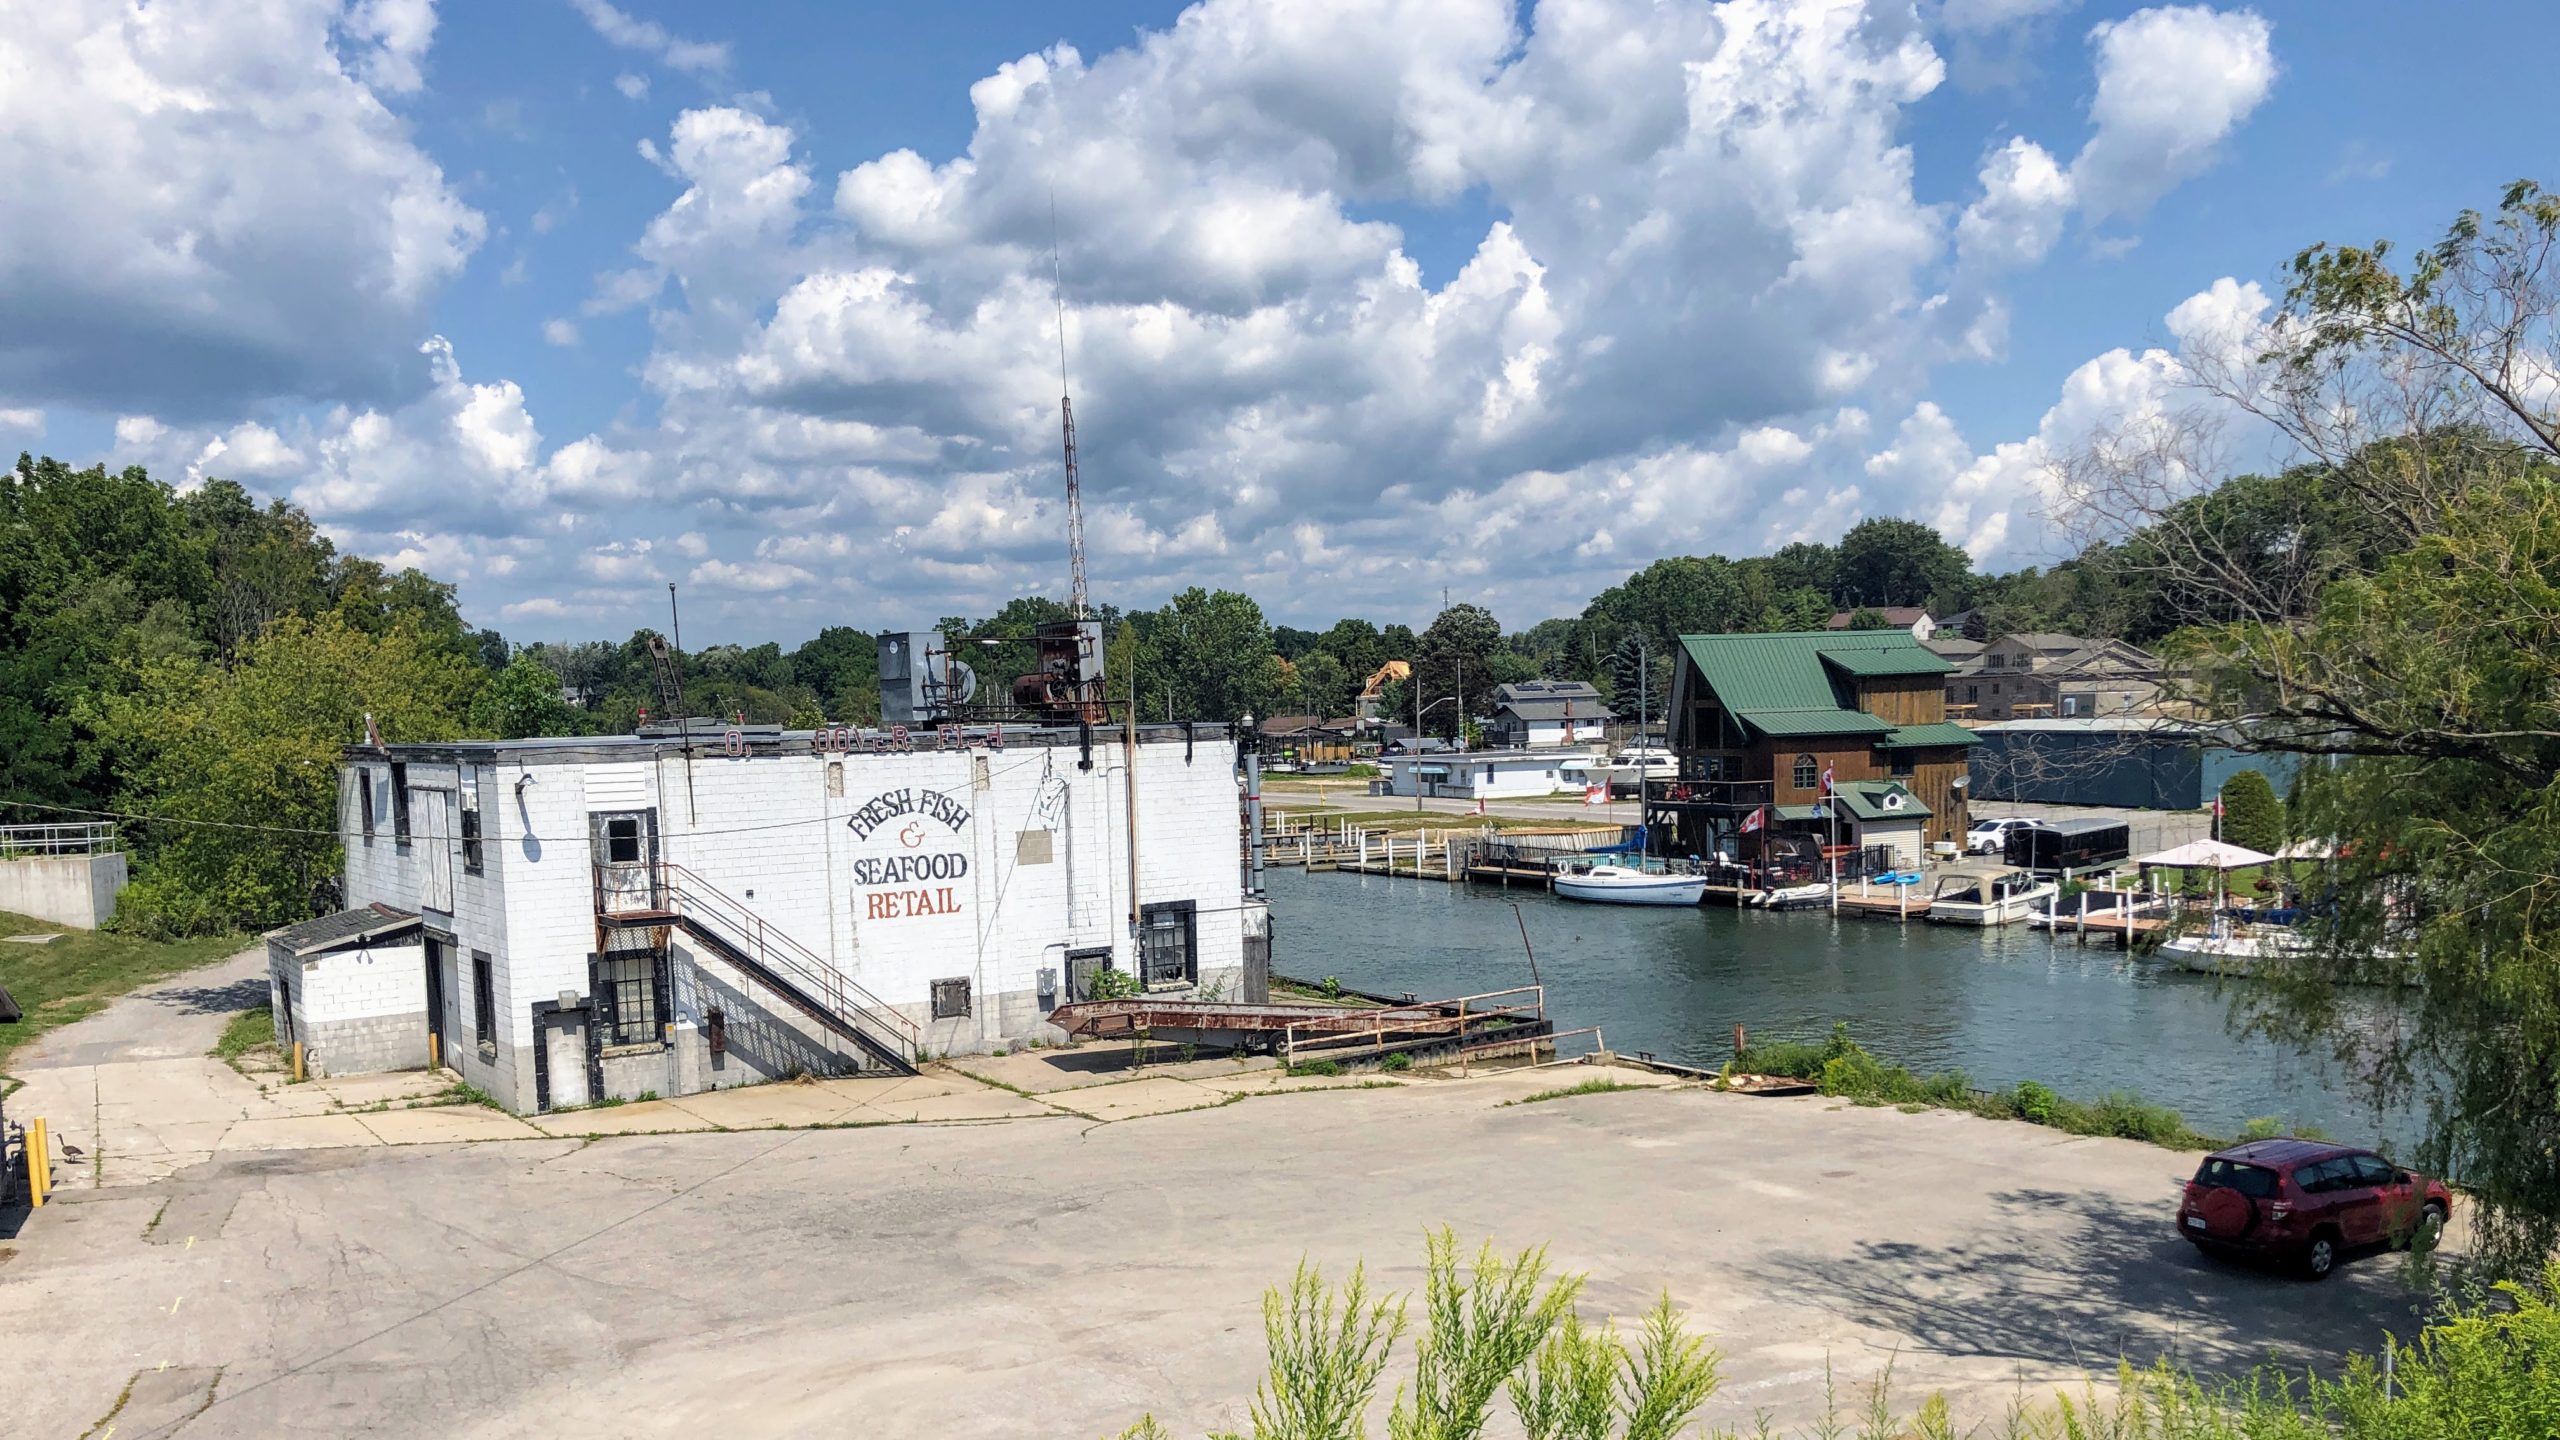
xmin=1825 ymin=765 xmax=1839 ymax=913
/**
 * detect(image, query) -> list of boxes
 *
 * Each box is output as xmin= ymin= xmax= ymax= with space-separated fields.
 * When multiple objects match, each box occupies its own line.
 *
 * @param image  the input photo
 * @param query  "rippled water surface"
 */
xmin=1265 ymin=867 xmax=2418 ymax=1149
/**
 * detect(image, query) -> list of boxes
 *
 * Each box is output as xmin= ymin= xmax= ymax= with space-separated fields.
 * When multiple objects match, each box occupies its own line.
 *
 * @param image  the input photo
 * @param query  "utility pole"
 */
xmin=1414 ymin=681 xmax=1424 ymax=813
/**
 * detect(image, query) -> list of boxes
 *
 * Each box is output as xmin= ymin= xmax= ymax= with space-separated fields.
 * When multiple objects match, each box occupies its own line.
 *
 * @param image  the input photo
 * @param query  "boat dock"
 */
xmin=1834 ymin=887 xmax=1933 ymax=921
xmin=1256 ymin=812 xmax=2195 ymax=936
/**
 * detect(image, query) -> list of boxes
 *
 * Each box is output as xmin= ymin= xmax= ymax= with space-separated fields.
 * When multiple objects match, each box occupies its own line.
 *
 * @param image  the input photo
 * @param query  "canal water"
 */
xmin=1266 ymin=867 xmax=2418 ymax=1150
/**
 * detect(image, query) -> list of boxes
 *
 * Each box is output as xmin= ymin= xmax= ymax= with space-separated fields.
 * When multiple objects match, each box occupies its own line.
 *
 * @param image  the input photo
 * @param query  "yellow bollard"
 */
xmin=428 ymin=1033 xmax=440 ymax=1070
xmin=26 ymin=1116 xmax=51 ymax=1207
xmin=292 ymin=1040 xmax=306 ymax=1083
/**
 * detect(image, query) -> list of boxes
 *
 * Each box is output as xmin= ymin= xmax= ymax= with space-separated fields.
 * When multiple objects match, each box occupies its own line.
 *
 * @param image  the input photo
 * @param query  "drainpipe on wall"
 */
xmin=1124 ymin=675 xmax=1142 ymax=954
xmin=1243 ymin=749 xmax=1265 ymax=897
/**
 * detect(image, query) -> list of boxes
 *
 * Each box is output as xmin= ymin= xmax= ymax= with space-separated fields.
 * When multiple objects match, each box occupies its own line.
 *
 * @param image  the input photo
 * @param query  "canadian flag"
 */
xmin=1739 ymin=805 xmax=1765 ymax=834
xmin=1584 ymin=784 xmax=1608 ymax=806
xmin=2211 ymin=794 xmax=2225 ymax=818
xmin=1820 ymin=765 xmax=1835 ymax=796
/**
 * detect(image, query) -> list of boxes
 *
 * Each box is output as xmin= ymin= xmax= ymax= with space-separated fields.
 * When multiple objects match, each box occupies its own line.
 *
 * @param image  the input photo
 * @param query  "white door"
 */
xmin=416 ymin=790 xmax=454 ymax=913
xmin=545 ymin=1015 xmax=589 ymax=1108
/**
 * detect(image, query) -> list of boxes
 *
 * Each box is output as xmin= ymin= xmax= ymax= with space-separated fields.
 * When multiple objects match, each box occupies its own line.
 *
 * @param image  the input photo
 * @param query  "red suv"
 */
xmin=2178 ymin=1138 xmax=2451 ymax=1279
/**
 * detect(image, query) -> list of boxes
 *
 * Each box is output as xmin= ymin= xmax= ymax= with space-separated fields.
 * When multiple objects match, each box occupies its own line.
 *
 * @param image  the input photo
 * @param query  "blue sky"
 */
xmin=4 ymin=0 xmax=2554 ymax=645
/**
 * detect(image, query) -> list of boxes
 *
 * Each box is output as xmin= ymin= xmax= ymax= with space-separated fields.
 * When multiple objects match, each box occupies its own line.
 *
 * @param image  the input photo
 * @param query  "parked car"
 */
xmin=2177 ymin=1138 xmax=2451 ymax=1279
xmin=1965 ymin=816 xmax=2042 ymax=855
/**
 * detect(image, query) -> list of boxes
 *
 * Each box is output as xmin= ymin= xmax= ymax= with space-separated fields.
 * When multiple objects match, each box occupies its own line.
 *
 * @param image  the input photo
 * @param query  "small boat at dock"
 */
xmin=1926 ymin=871 xmax=2055 ymax=926
xmin=1549 ymin=861 xmax=1709 ymax=906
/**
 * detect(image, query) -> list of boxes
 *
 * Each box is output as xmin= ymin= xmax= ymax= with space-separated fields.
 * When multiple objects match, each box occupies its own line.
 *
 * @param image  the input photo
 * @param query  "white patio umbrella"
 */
xmin=2134 ymin=838 xmax=2275 ymax=915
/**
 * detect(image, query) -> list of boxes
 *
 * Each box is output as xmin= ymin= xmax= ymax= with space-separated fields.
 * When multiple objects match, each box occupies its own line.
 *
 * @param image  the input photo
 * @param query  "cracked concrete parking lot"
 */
xmin=2 ymin=960 xmax=2441 ymax=1439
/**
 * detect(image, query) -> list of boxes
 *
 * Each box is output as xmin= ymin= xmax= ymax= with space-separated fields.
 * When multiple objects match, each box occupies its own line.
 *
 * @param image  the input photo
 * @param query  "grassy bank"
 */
xmin=0 ymin=909 xmax=245 ymax=1075
xmin=1728 ymin=1023 xmax=2308 ymax=1152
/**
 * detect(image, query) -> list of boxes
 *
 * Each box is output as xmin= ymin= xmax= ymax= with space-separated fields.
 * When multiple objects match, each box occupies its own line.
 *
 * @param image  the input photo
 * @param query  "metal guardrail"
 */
xmin=0 ymin=821 xmax=117 ymax=857
xmin=595 ymin=861 xmax=922 ymax=1067
xmin=1282 ymin=984 xmax=1546 ymax=1064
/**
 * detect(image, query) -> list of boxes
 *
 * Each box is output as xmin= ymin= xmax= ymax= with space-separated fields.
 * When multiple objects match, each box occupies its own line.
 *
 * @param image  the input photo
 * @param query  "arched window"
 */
xmin=1792 ymin=754 xmax=1818 ymax=791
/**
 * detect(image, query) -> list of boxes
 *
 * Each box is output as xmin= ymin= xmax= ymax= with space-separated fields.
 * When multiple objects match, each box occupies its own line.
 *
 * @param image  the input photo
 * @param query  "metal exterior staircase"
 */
xmin=595 ymin=861 xmax=920 ymax=1075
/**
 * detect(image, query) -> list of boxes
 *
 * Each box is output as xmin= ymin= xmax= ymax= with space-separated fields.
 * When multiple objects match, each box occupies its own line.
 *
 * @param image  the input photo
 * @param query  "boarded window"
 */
xmin=1016 ymin=829 xmax=1054 ymax=865
xmin=931 ymin=977 xmax=972 ymax=1019
xmin=390 ymin=762 xmax=412 ymax=843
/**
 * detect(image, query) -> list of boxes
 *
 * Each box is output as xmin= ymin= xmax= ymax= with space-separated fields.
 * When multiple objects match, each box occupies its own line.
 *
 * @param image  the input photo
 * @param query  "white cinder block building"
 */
xmin=1380 ymin=749 xmax=1595 ymax=800
xmin=317 ymin=723 xmax=1265 ymax=1114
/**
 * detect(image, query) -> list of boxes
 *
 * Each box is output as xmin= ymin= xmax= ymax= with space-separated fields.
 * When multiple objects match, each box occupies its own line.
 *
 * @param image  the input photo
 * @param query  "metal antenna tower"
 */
xmin=1051 ymin=195 xmax=1089 ymax=619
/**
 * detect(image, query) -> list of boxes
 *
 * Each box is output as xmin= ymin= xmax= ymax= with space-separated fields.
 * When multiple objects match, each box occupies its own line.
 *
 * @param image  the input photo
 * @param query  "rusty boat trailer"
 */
xmin=1045 ymin=985 xmax=1562 ymax=1068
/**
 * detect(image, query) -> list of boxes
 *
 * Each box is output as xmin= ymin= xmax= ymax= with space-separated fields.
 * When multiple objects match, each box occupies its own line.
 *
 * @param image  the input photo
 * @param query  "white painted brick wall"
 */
xmin=342 ymin=729 xmax=1253 ymax=1102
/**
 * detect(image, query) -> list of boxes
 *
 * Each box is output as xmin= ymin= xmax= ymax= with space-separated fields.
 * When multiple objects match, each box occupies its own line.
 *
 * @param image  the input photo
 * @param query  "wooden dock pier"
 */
xmin=1833 ymin=887 xmax=1932 ymax=922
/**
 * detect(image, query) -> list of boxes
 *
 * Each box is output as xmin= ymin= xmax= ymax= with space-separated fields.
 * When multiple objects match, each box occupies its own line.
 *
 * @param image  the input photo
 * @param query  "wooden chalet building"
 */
xmin=1653 ymin=630 xmax=1977 ymax=864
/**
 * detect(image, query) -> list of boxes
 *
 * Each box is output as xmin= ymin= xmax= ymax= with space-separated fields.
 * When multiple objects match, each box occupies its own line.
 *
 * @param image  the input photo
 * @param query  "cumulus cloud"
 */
xmin=569 ymin=0 xmax=727 ymax=77
xmin=691 ymin=558 xmax=817 ymax=593
xmin=0 ymin=407 xmax=41 ymax=435
xmin=1956 ymin=137 xmax=2076 ymax=269
xmin=614 ymin=71 xmax=649 ymax=100
xmin=1877 ymin=276 xmax=2280 ymax=562
xmin=2072 ymin=6 xmax=2275 ymax=221
xmin=66 ymin=0 xmax=2288 ymax=637
xmin=0 ymin=0 xmax=484 ymax=417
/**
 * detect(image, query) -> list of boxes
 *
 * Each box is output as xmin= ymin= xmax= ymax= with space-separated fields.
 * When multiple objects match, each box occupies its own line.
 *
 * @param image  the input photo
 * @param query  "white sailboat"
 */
xmin=1549 ymin=861 xmax=1708 ymax=906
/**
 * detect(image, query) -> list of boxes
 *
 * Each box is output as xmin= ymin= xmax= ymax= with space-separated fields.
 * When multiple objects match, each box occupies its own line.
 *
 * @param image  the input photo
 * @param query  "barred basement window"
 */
xmin=460 ymin=785 xmax=484 ymax=874
xmin=1140 ymin=901 xmax=1198 ymax=987
xmin=594 ymin=951 xmax=668 ymax=1048
xmin=931 ymin=977 xmax=972 ymax=1019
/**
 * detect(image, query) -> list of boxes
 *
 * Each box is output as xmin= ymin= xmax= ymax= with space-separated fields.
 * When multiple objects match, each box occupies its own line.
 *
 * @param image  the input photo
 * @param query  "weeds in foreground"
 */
xmin=1504 ymin=1076 xmax=1648 ymax=1107
xmin=1112 ymin=1245 xmax=2560 ymax=1439
xmin=211 ymin=1004 xmax=272 ymax=1060
xmin=1112 ymin=1230 xmax=1717 ymax=1440
xmin=437 ymin=1081 xmax=504 ymax=1111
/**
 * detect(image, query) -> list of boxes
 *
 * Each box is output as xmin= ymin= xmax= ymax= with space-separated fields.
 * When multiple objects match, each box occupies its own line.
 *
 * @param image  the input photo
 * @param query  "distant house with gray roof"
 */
xmin=1484 ymin=680 xmax=1614 ymax=749
xmin=1944 ymin=632 xmax=2165 ymax=722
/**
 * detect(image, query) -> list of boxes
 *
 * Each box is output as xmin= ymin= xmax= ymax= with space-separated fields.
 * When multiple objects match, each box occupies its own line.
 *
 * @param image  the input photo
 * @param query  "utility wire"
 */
xmin=0 ymin=747 xmax=1092 ymax=844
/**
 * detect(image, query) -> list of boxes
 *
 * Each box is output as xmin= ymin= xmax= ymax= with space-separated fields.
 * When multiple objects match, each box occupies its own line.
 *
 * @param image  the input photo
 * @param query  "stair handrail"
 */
xmin=608 ymin=860 xmax=921 ymax=1060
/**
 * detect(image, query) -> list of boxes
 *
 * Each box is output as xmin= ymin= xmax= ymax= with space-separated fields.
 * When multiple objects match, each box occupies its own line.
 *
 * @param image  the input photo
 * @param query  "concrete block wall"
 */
xmin=0 ymin=851 xmax=127 ymax=929
xmin=303 ymin=1013 xmax=431 ymax=1078
xmin=342 ymin=760 xmax=524 ymax=1105
xmin=266 ymin=940 xmax=430 ymax=1078
xmin=343 ymin=730 xmax=1252 ymax=1112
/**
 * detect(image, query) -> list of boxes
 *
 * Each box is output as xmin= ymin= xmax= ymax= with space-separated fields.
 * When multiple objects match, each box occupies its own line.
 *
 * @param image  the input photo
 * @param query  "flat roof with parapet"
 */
xmin=345 ymin=721 xmax=1232 ymax=768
